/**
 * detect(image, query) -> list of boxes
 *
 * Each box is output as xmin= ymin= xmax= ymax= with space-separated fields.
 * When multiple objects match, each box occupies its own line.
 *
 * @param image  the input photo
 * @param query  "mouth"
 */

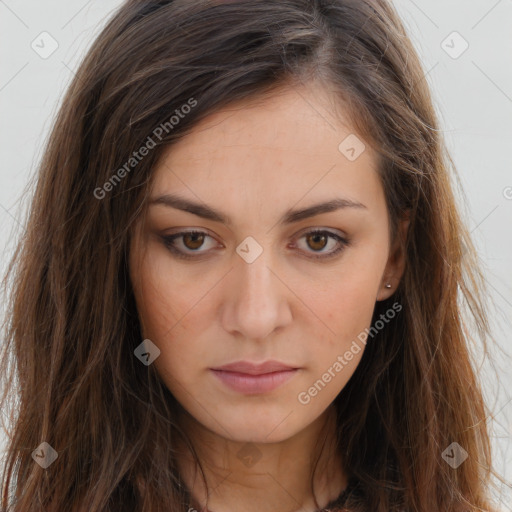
xmin=209 ymin=360 xmax=300 ymax=394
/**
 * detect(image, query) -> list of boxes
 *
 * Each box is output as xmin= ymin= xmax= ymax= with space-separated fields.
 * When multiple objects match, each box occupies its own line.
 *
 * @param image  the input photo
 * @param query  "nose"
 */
xmin=220 ymin=247 xmax=293 ymax=341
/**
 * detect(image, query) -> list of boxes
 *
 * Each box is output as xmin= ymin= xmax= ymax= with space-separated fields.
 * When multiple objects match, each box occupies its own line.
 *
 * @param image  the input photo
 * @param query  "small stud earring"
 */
xmin=385 ymin=283 xmax=392 ymax=288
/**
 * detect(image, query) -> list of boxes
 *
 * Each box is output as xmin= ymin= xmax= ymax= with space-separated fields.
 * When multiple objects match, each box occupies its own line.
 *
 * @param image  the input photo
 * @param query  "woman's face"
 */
xmin=129 ymin=82 xmax=407 ymax=444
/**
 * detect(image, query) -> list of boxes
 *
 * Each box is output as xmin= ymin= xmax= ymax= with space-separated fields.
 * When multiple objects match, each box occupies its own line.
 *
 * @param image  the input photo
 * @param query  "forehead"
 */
xmin=150 ymin=83 xmax=384 ymax=219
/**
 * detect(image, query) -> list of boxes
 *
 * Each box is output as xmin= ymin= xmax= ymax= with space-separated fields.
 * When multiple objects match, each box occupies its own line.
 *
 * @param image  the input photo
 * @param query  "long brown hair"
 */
xmin=0 ymin=0 xmax=507 ymax=510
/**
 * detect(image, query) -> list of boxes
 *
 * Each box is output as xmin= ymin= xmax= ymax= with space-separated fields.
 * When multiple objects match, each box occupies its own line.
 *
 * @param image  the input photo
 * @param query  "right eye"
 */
xmin=161 ymin=230 xmax=220 ymax=259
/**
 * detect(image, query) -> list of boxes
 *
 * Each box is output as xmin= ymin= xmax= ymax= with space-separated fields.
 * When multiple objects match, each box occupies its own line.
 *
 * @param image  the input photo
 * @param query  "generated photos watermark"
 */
xmin=297 ymin=301 xmax=402 ymax=405
xmin=94 ymin=97 xmax=197 ymax=200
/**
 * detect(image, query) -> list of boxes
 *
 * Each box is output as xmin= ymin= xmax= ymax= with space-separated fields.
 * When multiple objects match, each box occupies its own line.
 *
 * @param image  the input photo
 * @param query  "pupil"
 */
xmin=185 ymin=233 xmax=203 ymax=250
xmin=309 ymin=233 xmax=326 ymax=251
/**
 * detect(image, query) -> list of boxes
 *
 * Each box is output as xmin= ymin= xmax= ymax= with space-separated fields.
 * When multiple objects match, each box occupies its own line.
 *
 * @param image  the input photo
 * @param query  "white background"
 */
xmin=0 ymin=0 xmax=511 ymax=508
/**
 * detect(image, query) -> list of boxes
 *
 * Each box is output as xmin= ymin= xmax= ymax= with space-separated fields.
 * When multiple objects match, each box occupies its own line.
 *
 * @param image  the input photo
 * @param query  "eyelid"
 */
xmin=160 ymin=228 xmax=350 ymax=260
xmin=161 ymin=229 xmax=221 ymax=260
xmin=290 ymin=228 xmax=350 ymax=260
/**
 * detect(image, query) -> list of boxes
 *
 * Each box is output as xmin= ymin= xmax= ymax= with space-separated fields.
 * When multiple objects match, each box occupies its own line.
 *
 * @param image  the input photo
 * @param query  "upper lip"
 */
xmin=211 ymin=360 xmax=298 ymax=375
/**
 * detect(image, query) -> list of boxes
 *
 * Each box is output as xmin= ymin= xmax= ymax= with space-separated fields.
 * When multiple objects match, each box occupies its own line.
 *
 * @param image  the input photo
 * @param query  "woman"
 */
xmin=0 ymin=0 xmax=506 ymax=510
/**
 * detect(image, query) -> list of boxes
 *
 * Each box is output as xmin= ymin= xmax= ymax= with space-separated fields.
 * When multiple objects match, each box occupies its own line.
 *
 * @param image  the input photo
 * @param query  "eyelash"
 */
xmin=161 ymin=229 xmax=350 ymax=261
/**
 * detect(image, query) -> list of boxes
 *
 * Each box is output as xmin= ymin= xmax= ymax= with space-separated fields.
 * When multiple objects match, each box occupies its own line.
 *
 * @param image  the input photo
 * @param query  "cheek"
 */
xmin=131 ymin=257 xmax=213 ymax=377
xmin=300 ymin=285 xmax=375 ymax=403
xmin=132 ymin=249 xmax=202 ymax=332
xmin=300 ymin=258 xmax=383 ymax=383
xmin=135 ymin=281 xmax=202 ymax=394
xmin=327 ymin=285 xmax=376 ymax=338
xmin=311 ymin=266 xmax=380 ymax=342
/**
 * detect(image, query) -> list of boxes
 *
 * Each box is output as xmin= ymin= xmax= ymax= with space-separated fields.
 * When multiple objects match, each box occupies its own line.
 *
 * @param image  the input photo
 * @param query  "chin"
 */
xmin=207 ymin=411 xmax=306 ymax=445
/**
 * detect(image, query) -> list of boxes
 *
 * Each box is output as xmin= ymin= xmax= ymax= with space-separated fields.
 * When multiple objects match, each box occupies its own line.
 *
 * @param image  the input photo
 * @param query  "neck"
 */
xmin=175 ymin=405 xmax=347 ymax=512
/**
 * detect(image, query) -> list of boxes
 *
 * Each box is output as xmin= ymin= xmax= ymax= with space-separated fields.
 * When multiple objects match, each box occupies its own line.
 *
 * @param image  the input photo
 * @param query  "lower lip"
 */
xmin=210 ymin=369 xmax=298 ymax=394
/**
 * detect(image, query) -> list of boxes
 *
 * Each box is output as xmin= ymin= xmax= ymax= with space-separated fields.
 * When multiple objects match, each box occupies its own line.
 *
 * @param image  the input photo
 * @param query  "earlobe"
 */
xmin=376 ymin=280 xmax=395 ymax=302
xmin=376 ymin=214 xmax=410 ymax=302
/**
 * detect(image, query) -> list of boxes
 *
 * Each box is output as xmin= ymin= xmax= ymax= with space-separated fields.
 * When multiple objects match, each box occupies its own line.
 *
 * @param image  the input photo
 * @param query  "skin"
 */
xmin=129 ymin=80 xmax=409 ymax=512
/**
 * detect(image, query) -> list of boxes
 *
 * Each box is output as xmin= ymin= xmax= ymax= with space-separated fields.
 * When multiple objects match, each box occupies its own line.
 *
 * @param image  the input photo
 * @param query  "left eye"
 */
xmin=161 ymin=229 xmax=349 ymax=260
xmin=293 ymin=229 xmax=349 ymax=259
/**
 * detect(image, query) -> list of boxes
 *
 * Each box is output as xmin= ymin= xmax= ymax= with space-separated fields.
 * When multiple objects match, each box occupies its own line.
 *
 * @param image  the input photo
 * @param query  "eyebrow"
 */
xmin=149 ymin=193 xmax=367 ymax=226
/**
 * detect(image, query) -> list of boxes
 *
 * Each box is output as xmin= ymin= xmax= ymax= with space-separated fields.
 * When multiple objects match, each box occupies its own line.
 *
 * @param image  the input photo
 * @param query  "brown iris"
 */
xmin=306 ymin=232 xmax=328 ymax=251
xmin=182 ymin=232 xmax=206 ymax=250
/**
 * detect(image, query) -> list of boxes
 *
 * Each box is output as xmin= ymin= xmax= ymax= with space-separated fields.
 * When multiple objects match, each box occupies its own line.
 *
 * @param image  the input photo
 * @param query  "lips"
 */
xmin=210 ymin=360 xmax=299 ymax=394
xmin=211 ymin=360 xmax=297 ymax=375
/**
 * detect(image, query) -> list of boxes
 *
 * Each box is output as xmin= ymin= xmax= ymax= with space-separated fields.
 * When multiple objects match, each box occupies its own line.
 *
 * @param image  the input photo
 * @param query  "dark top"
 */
xmin=189 ymin=477 xmax=359 ymax=512
xmin=318 ymin=477 xmax=358 ymax=511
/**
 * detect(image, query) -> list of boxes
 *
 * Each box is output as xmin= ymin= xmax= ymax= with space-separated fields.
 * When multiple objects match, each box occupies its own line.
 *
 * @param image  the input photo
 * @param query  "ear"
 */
xmin=376 ymin=213 xmax=410 ymax=302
